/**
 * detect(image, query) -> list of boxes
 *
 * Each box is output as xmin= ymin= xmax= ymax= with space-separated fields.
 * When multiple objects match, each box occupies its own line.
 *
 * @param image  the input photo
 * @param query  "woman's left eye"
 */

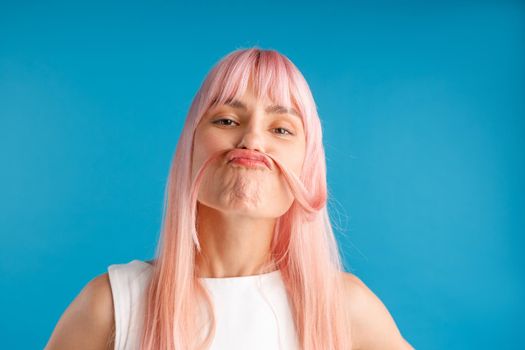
xmin=274 ymin=127 xmax=294 ymax=136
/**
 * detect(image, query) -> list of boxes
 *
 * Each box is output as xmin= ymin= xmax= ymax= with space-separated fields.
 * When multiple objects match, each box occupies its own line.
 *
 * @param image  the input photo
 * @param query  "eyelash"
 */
xmin=212 ymin=118 xmax=294 ymax=136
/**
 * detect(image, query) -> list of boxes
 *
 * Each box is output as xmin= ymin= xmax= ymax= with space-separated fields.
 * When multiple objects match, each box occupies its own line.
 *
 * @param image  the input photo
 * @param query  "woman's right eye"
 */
xmin=212 ymin=118 xmax=237 ymax=126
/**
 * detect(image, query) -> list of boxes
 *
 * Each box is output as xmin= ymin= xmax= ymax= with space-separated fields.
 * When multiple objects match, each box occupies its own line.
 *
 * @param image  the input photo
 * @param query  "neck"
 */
xmin=195 ymin=203 xmax=277 ymax=278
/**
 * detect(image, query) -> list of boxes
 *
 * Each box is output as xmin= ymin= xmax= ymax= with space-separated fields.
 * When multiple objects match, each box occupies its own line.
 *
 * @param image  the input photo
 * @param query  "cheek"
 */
xmin=192 ymin=129 xmax=227 ymax=173
xmin=198 ymin=125 xmax=227 ymax=147
xmin=269 ymin=139 xmax=305 ymax=174
xmin=290 ymin=142 xmax=306 ymax=174
xmin=192 ymin=131 xmax=209 ymax=176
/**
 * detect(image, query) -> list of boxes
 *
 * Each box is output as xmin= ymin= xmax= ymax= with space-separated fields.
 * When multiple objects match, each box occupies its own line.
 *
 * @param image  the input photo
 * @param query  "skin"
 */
xmin=343 ymin=273 xmax=415 ymax=349
xmin=45 ymin=84 xmax=413 ymax=349
xmin=192 ymin=84 xmax=306 ymax=277
xmin=44 ymin=273 xmax=115 ymax=350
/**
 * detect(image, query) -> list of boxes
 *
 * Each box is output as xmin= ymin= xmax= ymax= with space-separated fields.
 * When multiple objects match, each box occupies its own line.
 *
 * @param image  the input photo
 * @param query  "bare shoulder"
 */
xmin=341 ymin=272 xmax=414 ymax=350
xmin=45 ymin=272 xmax=115 ymax=350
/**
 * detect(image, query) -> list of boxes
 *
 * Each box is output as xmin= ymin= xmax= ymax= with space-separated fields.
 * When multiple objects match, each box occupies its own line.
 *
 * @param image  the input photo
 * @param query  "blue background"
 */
xmin=1 ymin=1 xmax=523 ymax=349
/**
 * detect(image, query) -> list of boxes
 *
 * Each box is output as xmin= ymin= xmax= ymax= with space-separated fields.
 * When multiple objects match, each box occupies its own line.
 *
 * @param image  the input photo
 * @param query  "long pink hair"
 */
xmin=140 ymin=47 xmax=352 ymax=349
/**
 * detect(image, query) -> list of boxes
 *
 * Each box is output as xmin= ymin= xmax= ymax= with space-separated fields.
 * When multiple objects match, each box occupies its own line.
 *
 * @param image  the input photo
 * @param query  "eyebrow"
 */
xmin=224 ymin=98 xmax=301 ymax=119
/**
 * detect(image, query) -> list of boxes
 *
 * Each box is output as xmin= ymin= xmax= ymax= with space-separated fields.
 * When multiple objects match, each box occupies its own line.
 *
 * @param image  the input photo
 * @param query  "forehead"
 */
xmin=222 ymin=96 xmax=301 ymax=119
xmin=208 ymin=84 xmax=301 ymax=118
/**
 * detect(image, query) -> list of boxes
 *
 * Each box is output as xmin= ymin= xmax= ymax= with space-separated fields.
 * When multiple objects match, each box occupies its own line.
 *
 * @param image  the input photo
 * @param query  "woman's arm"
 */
xmin=45 ymin=273 xmax=115 ymax=350
xmin=343 ymin=273 xmax=414 ymax=350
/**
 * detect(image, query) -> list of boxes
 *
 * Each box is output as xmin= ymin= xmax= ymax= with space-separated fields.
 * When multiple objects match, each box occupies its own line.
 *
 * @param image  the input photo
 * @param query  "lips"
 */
xmin=227 ymin=149 xmax=272 ymax=170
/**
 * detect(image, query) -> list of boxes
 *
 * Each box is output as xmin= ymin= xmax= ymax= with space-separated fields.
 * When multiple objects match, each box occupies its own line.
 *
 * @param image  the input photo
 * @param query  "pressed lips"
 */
xmin=227 ymin=149 xmax=272 ymax=170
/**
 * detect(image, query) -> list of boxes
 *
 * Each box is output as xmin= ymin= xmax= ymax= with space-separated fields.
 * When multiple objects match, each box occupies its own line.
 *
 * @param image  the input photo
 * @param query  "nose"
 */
xmin=236 ymin=121 xmax=266 ymax=153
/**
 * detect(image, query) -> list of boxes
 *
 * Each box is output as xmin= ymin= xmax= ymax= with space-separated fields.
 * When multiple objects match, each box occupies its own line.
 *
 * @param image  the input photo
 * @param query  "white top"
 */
xmin=107 ymin=259 xmax=300 ymax=350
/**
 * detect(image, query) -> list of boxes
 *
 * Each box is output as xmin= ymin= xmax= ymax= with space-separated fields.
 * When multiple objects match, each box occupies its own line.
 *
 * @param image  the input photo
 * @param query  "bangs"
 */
xmin=203 ymin=49 xmax=305 ymax=121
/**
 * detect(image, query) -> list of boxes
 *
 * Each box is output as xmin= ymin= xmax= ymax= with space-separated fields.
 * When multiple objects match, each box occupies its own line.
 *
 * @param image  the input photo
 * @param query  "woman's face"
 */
xmin=192 ymin=87 xmax=306 ymax=219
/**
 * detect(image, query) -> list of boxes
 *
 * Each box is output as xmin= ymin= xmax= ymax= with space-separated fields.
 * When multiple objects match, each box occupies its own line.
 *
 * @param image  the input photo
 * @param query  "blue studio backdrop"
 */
xmin=1 ymin=1 xmax=524 ymax=349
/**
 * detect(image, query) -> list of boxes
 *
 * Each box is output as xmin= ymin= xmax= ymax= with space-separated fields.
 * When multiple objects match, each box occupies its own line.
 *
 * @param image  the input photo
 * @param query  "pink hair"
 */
xmin=140 ymin=47 xmax=352 ymax=349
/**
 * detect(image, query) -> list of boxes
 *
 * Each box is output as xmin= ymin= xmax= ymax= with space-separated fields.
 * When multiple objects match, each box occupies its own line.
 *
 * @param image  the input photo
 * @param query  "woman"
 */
xmin=46 ymin=47 xmax=414 ymax=350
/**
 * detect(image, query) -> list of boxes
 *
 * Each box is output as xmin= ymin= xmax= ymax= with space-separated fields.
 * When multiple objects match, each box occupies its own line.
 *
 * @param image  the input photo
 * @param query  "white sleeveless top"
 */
xmin=107 ymin=259 xmax=301 ymax=350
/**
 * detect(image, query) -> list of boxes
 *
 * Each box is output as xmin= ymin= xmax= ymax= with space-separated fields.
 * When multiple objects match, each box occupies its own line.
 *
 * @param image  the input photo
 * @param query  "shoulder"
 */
xmin=45 ymin=272 xmax=115 ymax=350
xmin=341 ymin=272 xmax=414 ymax=350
